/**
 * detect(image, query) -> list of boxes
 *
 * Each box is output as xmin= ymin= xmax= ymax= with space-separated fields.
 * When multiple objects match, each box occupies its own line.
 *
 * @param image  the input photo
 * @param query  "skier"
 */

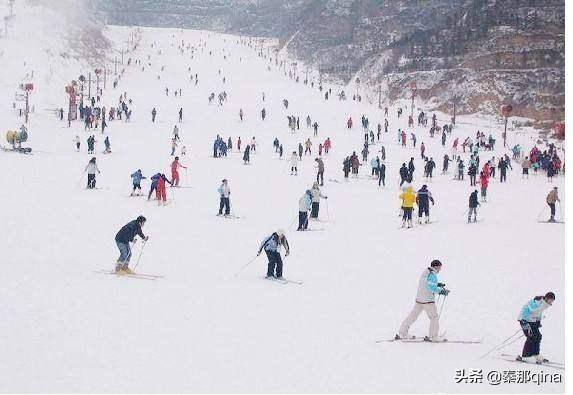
xmin=522 ymin=156 xmax=531 ymax=179
xmin=74 ymin=135 xmax=80 ymax=152
xmin=315 ymin=157 xmax=325 ymax=186
xmin=408 ymin=158 xmax=415 ymax=182
xmin=130 ymin=169 xmax=146 ymax=196
xmin=396 ymin=260 xmax=449 ymax=342
xmin=324 ymin=138 xmax=331 ymax=154
xmin=148 ymin=173 xmax=172 ymax=200
xmin=178 ymin=107 xmax=183 ymax=123
xmin=171 ymin=157 xmax=187 ymax=187
xmin=378 ymin=160 xmax=386 ymax=187
xmin=310 ymin=182 xmax=327 ymax=219
xmin=243 ymin=144 xmax=250 ymax=164
xmin=546 ymin=187 xmax=560 ymax=222
xmin=468 ymin=190 xmax=480 ymax=223
xmin=399 ymin=163 xmax=409 ymax=187
xmin=114 ymin=216 xmax=148 ymax=274
xmin=304 ymin=138 xmax=312 ymax=155
xmin=151 ymin=107 xmax=157 ymax=122
xmin=479 ymin=171 xmax=489 ymax=202
xmin=517 ymin=292 xmax=555 ymax=364
xmin=442 ymin=154 xmax=451 ymax=174
xmin=416 ymin=185 xmax=435 ymax=224
xmin=173 ymin=125 xmax=180 ymax=141
xmin=84 ymin=157 xmax=100 ymax=189
xmin=257 ymin=230 xmax=290 ymax=279
xmin=217 ymin=179 xmax=231 ymax=216
xmin=297 ymin=190 xmax=312 ymax=231
xmin=156 ymin=173 xmax=171 ymax=206
xmin=399 ymin=186 xmax=416 ymax=228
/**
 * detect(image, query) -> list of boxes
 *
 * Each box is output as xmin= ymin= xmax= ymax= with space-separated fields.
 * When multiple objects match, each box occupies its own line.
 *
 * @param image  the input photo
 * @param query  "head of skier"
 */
xmin=137 ymin=215 xmax=147 ymax=227
xmin=543 ymin=292 xmax=555 ymax=305
xmin=430 ymin=259 xmax=442 ymax=273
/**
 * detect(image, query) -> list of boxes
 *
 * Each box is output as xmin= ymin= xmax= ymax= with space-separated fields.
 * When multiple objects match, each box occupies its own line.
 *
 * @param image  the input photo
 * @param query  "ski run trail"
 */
xmin=0 ymin=2 xmax=566 ymax=393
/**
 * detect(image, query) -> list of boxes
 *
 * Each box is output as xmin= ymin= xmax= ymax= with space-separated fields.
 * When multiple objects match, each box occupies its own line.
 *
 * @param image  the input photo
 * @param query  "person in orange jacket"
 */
xmin=171 ymin=156 xmax=187 ymax=187
xmin=479 ymin=171 xmax=489 ymax=202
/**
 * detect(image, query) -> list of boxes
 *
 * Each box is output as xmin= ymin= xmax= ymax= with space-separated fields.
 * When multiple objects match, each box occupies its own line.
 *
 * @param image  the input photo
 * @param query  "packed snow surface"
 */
xmin=0 ymin=5 xmax=565 ymax=393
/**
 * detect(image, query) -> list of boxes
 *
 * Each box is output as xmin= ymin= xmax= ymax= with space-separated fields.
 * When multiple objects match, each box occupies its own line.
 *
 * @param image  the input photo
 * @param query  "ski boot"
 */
xmin=115 ymin=263 xmax=125 ymax=274
xmin=122 ymin=264 xmax=135 ymax=275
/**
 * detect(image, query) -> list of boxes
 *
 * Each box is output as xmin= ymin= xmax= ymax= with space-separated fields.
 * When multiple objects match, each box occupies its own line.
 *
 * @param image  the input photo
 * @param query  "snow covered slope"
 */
xmin=0 ymin=6 xmax=565 ymax=393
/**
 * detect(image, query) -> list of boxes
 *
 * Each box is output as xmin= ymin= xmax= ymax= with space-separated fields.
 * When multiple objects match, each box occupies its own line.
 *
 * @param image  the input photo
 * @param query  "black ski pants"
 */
xmin=265 ymin=250 xmax=282 ymax=278
xmin=521 ymin=321 xmax=542 ymax=357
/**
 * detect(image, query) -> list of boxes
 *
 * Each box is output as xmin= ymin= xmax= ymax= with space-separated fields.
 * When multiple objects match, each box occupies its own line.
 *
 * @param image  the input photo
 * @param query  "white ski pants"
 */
xmin=399 ymin=302 xmax=439 ymax=339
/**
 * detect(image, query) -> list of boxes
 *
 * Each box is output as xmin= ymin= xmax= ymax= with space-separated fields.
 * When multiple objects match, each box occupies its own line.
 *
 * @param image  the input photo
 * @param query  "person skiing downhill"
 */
xmin=315 ymin=157 xmax=325 ymax=185
xmin=416 ymin=185 xmax=435 ymax=224
xmin=479 ymin=171 xmax=489 ymax=202
xmin=130 ymin=170 xmax=146 ymax=196
xmin=114 ymin=216 xmax=149 ymax=274
xmin=310 ymin=182 xmax=328 ymax=219
xmin=297 ymin=190 xmax=312 ymax=231
xmin=217 ymin=179 xmax=231 ymax=216
xmin=468 ymin=190 xmax=480 ymax=223
xmin=517 ymin=292 xmax=555 ymax=364
xmin=148 ymin=173 xmax=172 ymax=200
xmin=546 ymin=187 xmax=560 ymax=222
xmin=257 ymin=230 xmax=290 ymax=279
xmin=290 ymin=151 xmax=299 ymax=175
xmin=396 ymin=260 xmax=449 ymax=342
xmin=399 ymin=186 xmax=416 ymax=228
xmin=171 ymin=157 xmax=187 ymax=186
xmin=84 ymin=157 xmax=100 ymax=189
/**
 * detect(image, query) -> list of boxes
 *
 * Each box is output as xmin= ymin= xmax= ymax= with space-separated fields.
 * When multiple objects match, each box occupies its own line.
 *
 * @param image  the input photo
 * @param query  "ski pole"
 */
xmin=536 ymin=205 xmax=547 ymax=221
xmin=479 ymin=329 xmax=522 ymax=359
xmin=558 ymin=201 xmax=564 ymax=222
xmin=438 ymin=294 xmax=448 ymax=320
xmin=133 ymin=239 xmax=147 ymax=270
xmin=325 ymin=198 xmax=330 ymax=221
xmin=287 ymin=215 xmax=297 ymax=230
xmin=233 ymin=255 xmax=259 ymax=277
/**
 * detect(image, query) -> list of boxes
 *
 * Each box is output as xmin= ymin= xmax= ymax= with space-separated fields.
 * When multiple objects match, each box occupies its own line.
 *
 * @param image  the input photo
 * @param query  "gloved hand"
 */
xmin=144 ymin=236 xmax=149 ymax=242
xmin=439 ymin=289 xmax=450 ymax=296
xmin=285 ymin=250 xmax=290 ymax=257
xmin=257 ymin=252 xmax=261 ymax=256
xmin=133 ymin=239 xmax=138 ymax=244
xmin=520 ymin=320 xmax=532 ymax=337
xmin=437 ymin=283 xmax=446 ymax=288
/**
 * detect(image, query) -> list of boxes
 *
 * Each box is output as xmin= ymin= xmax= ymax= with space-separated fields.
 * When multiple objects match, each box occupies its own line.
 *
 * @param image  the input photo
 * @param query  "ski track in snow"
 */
xmin=0 ymin=4 xmax=565 ymax=393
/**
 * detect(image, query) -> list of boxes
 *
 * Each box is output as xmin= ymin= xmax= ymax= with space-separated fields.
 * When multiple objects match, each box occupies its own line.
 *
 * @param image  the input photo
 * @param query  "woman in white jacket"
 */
xmin=290 ymin=151 xmax=299 ymax=175
xmin=84 ymin=157 xmax=100 ymax=189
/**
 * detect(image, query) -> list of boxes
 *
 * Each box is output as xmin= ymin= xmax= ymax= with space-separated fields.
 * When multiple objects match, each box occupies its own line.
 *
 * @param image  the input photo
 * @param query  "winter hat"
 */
xmin=430 ymin=260 xmax=442 ymax=267
xmin=137 ymin=215 xmax=147 ymax=224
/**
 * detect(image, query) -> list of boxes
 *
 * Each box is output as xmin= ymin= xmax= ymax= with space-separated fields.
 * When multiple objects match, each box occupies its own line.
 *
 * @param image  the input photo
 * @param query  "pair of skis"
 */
xmin=263 ymin=276 xmax=303 ymax=285
xmin=376 ymin=336 xmax=481 ymax=344
xmin=499 ymin=354 xmax=564 ymax=370
xmin=95 ymin=270 xmax=163 ymax=281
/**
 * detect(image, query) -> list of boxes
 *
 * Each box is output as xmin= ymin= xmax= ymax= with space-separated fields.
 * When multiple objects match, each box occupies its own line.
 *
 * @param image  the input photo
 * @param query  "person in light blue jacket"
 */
xmin=130 ymin=170 xmax=146 ymax=196
xmin=517 ymin=292 xmax=555 ymax=363
xmin=257 ymin=230 xmax=290 ymax=279
xmin=397 ymin=260 xmax=449 ymax=342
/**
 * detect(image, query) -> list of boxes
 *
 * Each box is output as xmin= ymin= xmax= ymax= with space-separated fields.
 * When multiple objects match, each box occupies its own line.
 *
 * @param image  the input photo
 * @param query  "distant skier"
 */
xmin=156 ymin=173 xmax=171 ymax=206
xmin=290 ymin=151 xmax=299 ymax=175
xmin=130 ymin=169 xmax=146 ymax=196
xmin=378 ymin=160 xmax=386 ymax=187
xmin=315 ymin=157 xmax=325 ymax=186
xmin=148 ymin=173 xmax=172 ymax=200
xmin=217 ymin=179 xmax=231 ymax=216
xmin=546 ymin=187 xmax=560 ymax=222
xmin=479 ymin=171 xmax=489 ymax=202
xmin=74 ymin=135 xmax=80 ymax=152
xmin=297 ymin=190 xmax=312 ymax=231
xmin=151 ymin=107 xmax=157 ymax=122
xmin=84 ymin=157 xmax=100 ymax=189
xmin=468 ymin=190 xmax=480 ymax=223
xmin=257 ymin=230 xmax=290 ymax=279
xmin=243 ymin=145 xmax=250 ymax=164
xmin=310 ymin=182 xmax=327 ymax=219
xmin=517 ymin=292 xmax=555 ymax=364
xmin=114 ymin=215 xmax=148 ymax=274
xmin=416 ymin=185 xmax=435 ymax=224
xmin=171 ymin=157 xmax=187 ymax=186
xmin=396 ymin=260 xmax=449 ymax=342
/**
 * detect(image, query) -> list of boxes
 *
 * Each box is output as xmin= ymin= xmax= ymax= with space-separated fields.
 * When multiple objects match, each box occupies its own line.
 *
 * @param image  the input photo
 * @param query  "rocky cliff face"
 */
xmin=99 ymin=0 xmax=564 ymax=123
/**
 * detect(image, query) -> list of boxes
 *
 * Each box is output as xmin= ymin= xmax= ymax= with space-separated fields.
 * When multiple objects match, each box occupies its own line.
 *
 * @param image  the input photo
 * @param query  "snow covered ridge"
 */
xmin=97 ymin=0 xmax=564 ymax=125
